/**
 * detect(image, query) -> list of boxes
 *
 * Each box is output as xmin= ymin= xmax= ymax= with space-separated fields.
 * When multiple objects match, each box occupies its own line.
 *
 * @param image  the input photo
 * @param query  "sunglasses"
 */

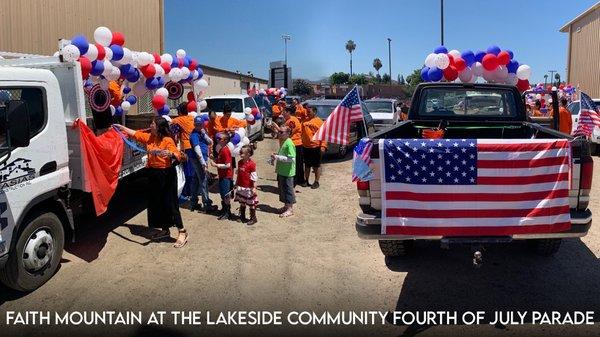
xmin=277 ymin=131 xmax=288 ymax=134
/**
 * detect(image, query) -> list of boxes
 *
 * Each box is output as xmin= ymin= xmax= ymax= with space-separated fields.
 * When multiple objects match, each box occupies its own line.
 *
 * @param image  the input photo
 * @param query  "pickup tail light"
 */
xmin=357 ymin=180 xmax=370 ymax=199
xmin=357 ymin=180 xmax=370 ymax=191
xmin=579 ymin=155 xmax=593 ymax=210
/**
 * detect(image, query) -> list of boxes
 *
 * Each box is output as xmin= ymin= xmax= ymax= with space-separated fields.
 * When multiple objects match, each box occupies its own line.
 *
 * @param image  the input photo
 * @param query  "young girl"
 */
xmin=210 ymin=132 xmax=234 ymax=220
xmin=234 ymin=145 xmax=258 ymax=225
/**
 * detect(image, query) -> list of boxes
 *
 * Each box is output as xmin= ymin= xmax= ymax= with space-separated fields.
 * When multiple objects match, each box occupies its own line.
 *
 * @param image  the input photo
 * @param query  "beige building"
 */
xmin=202 ymin=65 xmax=267 ymax=97
xmin=560 ymin=1 xmax=600 ymax=98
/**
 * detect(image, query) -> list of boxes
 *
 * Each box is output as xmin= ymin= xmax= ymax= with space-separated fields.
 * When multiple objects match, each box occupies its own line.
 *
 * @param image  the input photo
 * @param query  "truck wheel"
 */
xmin=378 ymin=240 xmax=412 ymax=257
xmin=528 ymin=239 xmax=562 ymax=256
xmin=0 ymin=212 xmax=64 ymax=292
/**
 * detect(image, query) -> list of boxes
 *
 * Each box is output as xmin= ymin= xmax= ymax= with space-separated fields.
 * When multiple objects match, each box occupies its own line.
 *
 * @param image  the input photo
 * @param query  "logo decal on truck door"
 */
xmin=0 ymin=158 xmax=37 ymax=190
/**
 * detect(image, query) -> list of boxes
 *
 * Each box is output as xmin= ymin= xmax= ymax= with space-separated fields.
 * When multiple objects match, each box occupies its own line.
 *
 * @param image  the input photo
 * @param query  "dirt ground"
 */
xmin=1 ymin=138 xmax=599 ymax=337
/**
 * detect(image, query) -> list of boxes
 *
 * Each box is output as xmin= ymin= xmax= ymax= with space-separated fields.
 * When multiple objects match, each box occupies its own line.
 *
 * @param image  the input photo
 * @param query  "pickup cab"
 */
xmin=356 ymin=83 xmax=593 ymax=258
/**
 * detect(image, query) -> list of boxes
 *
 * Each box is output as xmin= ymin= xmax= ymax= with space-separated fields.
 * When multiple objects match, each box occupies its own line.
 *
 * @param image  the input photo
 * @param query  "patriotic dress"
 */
xmin=234 ymin=159 xmax=258 ymax=208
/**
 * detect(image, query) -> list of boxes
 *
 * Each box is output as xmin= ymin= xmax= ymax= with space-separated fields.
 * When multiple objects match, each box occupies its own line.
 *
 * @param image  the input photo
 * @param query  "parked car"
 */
xmin=364 ymin=98 xmax=399 ymax=130
xmin=568 ymin=98 xmax=600 ymax=154
xmin=202 ymin=94 xmax=265 ymax=141
xmin=303 ymin=99 xmax=376 ymax=158
xmin=284 ymin=95 xmax=301 ymax=106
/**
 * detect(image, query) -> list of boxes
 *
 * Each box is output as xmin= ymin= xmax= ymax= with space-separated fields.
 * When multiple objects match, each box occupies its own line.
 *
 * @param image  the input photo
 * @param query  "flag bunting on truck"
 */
xmin=572 ymin=92 xmax=600 ymax=138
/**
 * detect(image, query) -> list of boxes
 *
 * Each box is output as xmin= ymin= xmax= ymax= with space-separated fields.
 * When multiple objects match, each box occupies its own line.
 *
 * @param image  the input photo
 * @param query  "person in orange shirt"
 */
xmin=213 ymin=104 xmax=248 ymax=133
xmin=295 ymin=100 xmax=308 ymax=121
xmin=113 ymin=118 xmax=188 ymax=248
xmin=559 ymin=97 xmax=573 ymax=135
xmin=301 ymin=106 xmax=327 ymax=189
xmin=273 ymin=107 xmax=305 ymax=186
xmin=531 ymin=100 xmax=543 ymax=117
xmin=206 ymin=110 xmax=218 ymax=139
xmin=172 ymin=103 xmax=196 ymax=200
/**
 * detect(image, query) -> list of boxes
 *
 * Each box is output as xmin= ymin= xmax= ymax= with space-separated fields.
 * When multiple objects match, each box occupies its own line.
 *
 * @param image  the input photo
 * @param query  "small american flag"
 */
xmin=313 ymin=86 xmax=363 ymax=145
xmin=573 ymin=92 xmax=600 ymax=138
xmin=352 ymin=138 xmax=373 ymax=181
xmin=381 ymin=138 xmax=572 ymax=236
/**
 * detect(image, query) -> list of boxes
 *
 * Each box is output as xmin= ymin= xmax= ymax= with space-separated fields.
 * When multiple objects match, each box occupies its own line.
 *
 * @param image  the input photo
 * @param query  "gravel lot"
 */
xmin=1 ymin=138 xmax=599 ymax=337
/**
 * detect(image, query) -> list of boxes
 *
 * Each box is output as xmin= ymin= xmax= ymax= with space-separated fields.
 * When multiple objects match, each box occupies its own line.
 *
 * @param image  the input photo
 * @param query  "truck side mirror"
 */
xmin=6 ymin=100 xmax=30 ymax=148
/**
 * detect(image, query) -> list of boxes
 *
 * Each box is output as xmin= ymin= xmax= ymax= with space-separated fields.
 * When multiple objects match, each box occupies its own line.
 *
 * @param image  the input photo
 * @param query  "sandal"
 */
xmin=279 ymin=210 xmax=294 ymax=218
xmin=174 ymin=230 xmax=188 ymax=248
xmin=150 ymin=229 xmax=170 ymax=241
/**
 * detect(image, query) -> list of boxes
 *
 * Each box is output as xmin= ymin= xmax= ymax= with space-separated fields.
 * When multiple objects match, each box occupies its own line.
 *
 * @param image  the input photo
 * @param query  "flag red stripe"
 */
xmin=477 ymin=142 xmax=567 ymax=152
xmin=477 ymin=156 xmax=568 ymax=168
xmin=477 ymin=172 xmax=568 ymax=185
xmin=385 ymin=222 xmax=571 ymax=236
xmin=386 ymin=188 xmax=569 ymax=202
xmin=387 ymin=205 xmax=569 ymax=218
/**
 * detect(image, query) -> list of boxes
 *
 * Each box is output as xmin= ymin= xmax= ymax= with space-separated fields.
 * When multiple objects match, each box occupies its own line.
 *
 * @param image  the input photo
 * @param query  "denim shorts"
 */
xmin=218 ymin=178 xmax=233 ymax=199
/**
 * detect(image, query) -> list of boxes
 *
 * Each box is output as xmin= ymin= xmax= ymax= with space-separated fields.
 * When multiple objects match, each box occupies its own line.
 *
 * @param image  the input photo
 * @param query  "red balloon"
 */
xmin=187 ymin=91 xmax=196 ymax=102
xmin=151 ymin=53 xmax=160 ymax=64
xmin=559 ymin=84 xmax=565 ymax=89
xmin=454 ymin=57 xmax=466 ymax=71
xmin=203 ymin=121 xmax=209 ymax=128
xmin=160 ymin=61 xmax=171 ymax=74
xmin=497 ymin=51 xmax=510 ymax=65
xmin=152 ymin=95 xmax=166 ymax=110
xmin=516 ymin=79 xmax=530 ymax=92
xmin=447 ymin=54 xmax=455 ymax=66
xmin=140 ymin=64 xmax=156 ymax=78
xmin=251 ymin=107 xmax=259 ymax=116
xmin=95 ymin=43 xmax=106 ymax=61
xmin=187 ymin=100 xmax=197 ymax=112
xmin=248 ymin=119 xmax=256 ymax=125
xmin=482 ymin=54 xmax=498 ymax=71
xmin=110 ymin=32 xmax=125 ymax=46
xmin=443 ymin=66 xmax=458 ymax=81
xmin=189 ymin=59 xmax=198 ymax=71
xmin=177 ymin=58 xmax=184 ymax=69
xmin=78 ymin=56 xmax=92 ymax=79
xmin=546 ymin=85 xmax=552 ymax=91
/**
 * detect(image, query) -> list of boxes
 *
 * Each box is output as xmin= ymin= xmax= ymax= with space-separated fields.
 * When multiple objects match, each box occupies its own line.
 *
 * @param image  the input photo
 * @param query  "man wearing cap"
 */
xmin=189 ymin=116 xmax=217 ymax=213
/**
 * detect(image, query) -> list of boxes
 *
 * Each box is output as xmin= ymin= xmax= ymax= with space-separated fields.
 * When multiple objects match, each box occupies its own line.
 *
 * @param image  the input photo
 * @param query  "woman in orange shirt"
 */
xmin=113 ymin=118 xmax=188 ymax=248
xmin=301 ymin=106 xmax=327 ymax=189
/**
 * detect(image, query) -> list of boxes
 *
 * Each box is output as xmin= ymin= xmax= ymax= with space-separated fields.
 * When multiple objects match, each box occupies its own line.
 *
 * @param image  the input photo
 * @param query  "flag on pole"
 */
xmin=573 ymin=92 xmax=600 ymax=138
xmin=352 ymin=137 xmax=374 ymax=181
xmin=313 ymin=86 xmax=363 ymax=145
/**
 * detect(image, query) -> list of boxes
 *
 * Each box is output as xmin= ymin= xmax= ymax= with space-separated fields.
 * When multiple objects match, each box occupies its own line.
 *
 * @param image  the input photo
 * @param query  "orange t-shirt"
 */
xmin=532 ymin=109 xmax=543 ymax=117
xmin=132 ymin=131 xmax=183 ymax=169
xmin=272 ymin=105 xmax=282 ymax=118
xmin=295 ymin=105 xmax=308 ymax=121
xmin=302 ymin=117 xmax=327 ymax=149
xmin=285 ymin=116 xmax=302 ymax=146
xmin=213 ymin=115 xmax=247 ymax=133
xmin=559 ymin=107 xmax=573 ymax=134
xmin=171 ymin=115 xmax=194 ymax=150
xmin=108 ymin=81 xmax=122 ymax=106
xmin=207 ymin=118 xmax=218 ymax=139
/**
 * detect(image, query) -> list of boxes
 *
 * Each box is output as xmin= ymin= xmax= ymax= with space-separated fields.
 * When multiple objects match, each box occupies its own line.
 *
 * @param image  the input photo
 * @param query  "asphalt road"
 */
xmin=0 ymin=138 xmax=599 ymax=337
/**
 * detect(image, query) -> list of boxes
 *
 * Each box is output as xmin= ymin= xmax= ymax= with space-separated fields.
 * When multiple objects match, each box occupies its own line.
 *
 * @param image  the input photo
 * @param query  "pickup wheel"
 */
xmin=0 ymin=212 xmax=64 ymax=292
xmin=528 ymin=239 xmax=562 ymax=256
xmin=378 ymin=240 xmax=413 ymax=257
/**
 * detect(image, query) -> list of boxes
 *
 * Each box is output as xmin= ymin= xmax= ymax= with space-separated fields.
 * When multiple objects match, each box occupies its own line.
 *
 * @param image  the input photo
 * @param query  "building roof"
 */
xmin=559 ymin=1 xmax=600 ymax=32
xmin=200 ymin=64 xmax=268 ymax=84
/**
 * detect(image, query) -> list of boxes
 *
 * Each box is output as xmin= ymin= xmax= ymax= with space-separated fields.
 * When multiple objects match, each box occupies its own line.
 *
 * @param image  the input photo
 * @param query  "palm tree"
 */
xmin=346 ymin=40 xmax=356 ymax=76
xmin=373 ymin=58 xmax=382 ymax=76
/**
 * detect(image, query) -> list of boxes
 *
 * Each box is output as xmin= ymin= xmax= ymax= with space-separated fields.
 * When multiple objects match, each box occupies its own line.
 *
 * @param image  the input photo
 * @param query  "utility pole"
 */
xmin=387 ymin=38 xmax=392 ymax=84
xmin=282 ymin=34 xmax=291 ymax=66
xmin=440 ymin=0 xmax=444 ymax=46
xmin=548 ymin=70 xmax=557 ymax=87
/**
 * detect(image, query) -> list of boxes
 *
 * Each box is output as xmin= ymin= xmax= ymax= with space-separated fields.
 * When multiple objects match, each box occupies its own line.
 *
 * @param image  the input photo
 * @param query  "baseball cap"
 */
xmin=194 ymin=116 xmax=204 ymax=125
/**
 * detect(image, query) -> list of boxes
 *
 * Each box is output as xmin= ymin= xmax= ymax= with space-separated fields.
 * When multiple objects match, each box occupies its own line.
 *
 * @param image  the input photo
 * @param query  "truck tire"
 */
xmin=378 ymin=240 xmax=412 ymax=257
xmin=0 ymin=212 xmax=64 ymax=292
xmin=528 ymin=239 xmax=562 ymax=256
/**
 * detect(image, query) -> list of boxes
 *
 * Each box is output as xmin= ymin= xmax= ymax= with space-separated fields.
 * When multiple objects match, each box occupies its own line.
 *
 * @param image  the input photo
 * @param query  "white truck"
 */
xmin=0 ymin=52 xmax=146 ymax=291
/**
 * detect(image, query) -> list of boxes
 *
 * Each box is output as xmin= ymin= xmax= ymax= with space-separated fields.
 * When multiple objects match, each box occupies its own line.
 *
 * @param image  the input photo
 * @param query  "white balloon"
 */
xmin=107 ymin=67 xmax=120 ymax=81
xmin=156 ymin=87 xmax=169 ymax=98
xmin=62 ymin=44 xmax=80 ymax=62
xmin=102 ymin=60 xmax=113 ymax=77
xmin=535 ymin=94 xmax=542 ymax=100
xmin=192 ymin=70 xmax=199 ymax=80
xmin=458 ymin=67 xmax=473 ymax=83
xmin=246 ymin=113 xmax=255 ymax=122
xmin=53 ymin=51 xmax=60 ymax=57
xmin=121 ymin=101 xmax=131 ymax=111
xmin=162 ymin=115 xmax=172 ymax=122
xmin=226 ymin=142 xmax=234 ymax=152
xmin=551 ymin=86 xmax=557 ymax=91
xmin=424 ymin=53 xmax=437 ymax=67
xmin=85 ymin=44 xmax=98 ymax=61
xmin=181 ymin=67 xmax=190 ymax=79
xmin=94 ymin=26 xmax=113 ymax=46
xmin=110 ymin=105 xmax=116 ymax=116
xmin=434 ymin=53 xmax=450 ymax=70
xmin=104 ymin=46 xmax=113 ymax=61
xmin=154 ymin=63 xmax=165 ymax=77
xmin=137 ymin=52 xmax=152 ymax=66
xmin=496 ymin=65 xmax=508 ymax=82
xmin=170 ymin=68 xmax=182 ymax=82
xmin=198 ymin=100 xmax=207 ymax=110
xmin=472 ymin=62 xmax=483 ymax=76
xmin=189 ymin=111 xmax=198 ymax=118
xmin=176 ymin=49 xmax=186 ymax=58
xmin=242 ymin=137 xmax=250 ymax=146
xmin=236 ymin=127 xmax=246 ymax=139
xmin=197 ymin=79 xmax=208 ymax=90
xmin=130 ymin=52 xmax=139 ymax=67
xmin=516 ymin=64 xmax=531 ymax=80
xmin=121 ymin=48 xmax=133 ymax=64
xmin=482 ymin=69 xmax=495 ymax=82
xmin=161 ymin=53 xmax=173 ymax=64
xmin=244 ymin=107 xmax=251 ymax=114
xmin=448 ymin=49 xmax=461 ymax=59
xmin=506 ymin=73 xmax=518 ymax=85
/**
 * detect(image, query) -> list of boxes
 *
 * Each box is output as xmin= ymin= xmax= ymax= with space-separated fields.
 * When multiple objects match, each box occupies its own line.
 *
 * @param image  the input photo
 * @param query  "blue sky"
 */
xmin=165 ymin=0 xmax=597 ymax=84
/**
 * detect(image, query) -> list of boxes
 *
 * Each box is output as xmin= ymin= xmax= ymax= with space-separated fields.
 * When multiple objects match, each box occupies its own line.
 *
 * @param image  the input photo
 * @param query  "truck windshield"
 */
xmin=365 ymin=101 xmax=393 ymax=113
xmin=203 ymin=99 xmax=243 ymax=112
xmin=419 ymin=88 xmax=517 ymax=118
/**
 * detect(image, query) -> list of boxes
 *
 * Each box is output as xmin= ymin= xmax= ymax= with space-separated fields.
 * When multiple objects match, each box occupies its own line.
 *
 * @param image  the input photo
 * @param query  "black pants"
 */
xmin=294 ymin=145 xmax=305 ymax=186
xmin=147 ymin=166 xmax=184 ymax=229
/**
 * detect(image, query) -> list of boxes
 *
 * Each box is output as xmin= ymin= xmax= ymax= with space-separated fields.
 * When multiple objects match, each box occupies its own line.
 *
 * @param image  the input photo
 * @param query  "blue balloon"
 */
xmin=185 ymin=73 xmax=193 ymax=82
xmin=90 ymin=60 xmax=104 ymax=76
xmin=126 ymin=95 xmax=137 ymax=105
xmin=84 ymin=79 xmax=93 ymax=87
xmin=420 ymin=67 xmax=430 ymax=81
xmin=146 ymin=77 xmax=159 ymax=90
xmin=71 ymin=35 xmax=89 ymax=55
xmin=197 ymin=68 xmax=203 ymax=79
xmin=123 ymin=86 xmax=131 ymax=94
xmin=183 ymin=56 xmax=191 ymax=67
xmin=115 ymin=106 xmax=123 ymax=117
xmin=475 ymin=51 xmax=486 ymax=63
xmin=158 ymin=105 xmax=170 ymax=115
xmin=427 ymin=67 xmax=443 ymax=82
xmin=200 ymin=114 xmax=210 ymax=122
xmin=434 ymin=45 xmax=448 ymax=54
xmin=486 ymin=45 xmax=501 ymax=56
xmin=255 ymin=113 xmax=262 ymax=121
xmin=126 ymin=69 xmax=140 ymax=83
xmin=506 ymin=60 xmax=519 ymax=74
xmin=120 ymin=64 xmax=132 ymax=75
xmin=157 ymin=77 xmax=165 ymax=87
xmin=231 ymin=133 xmax=241 ymax=145
xmin=110 ymin=45 xmax=124 ymax=61
xmin=506 ymin=49 xmax=514 ymax=60
xmin=171 ymin=58 xmax=179 ymax=68
xmin=461 ymin=50 xmax=475 ymax=66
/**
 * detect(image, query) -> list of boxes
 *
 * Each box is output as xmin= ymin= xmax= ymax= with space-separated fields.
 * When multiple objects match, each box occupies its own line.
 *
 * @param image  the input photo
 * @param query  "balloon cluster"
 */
xmin=421 ymin=45 xmax=532 ymax=92
xmin=214 ymin=128 xmax=252 ymax=159
xmin=248 ymin=87 xmax=287 ymax=99
xmin=60 ymin=26 xmax=208 ymax=117
xmin=525 ymin=83 xmax=578 ymax=108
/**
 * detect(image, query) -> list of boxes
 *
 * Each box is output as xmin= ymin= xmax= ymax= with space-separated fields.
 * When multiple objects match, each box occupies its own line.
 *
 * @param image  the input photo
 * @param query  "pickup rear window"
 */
xmin=203 ymin=98 xmax=243 ymax=112
xmin=418 ymin=88 xmax=518 ymax=118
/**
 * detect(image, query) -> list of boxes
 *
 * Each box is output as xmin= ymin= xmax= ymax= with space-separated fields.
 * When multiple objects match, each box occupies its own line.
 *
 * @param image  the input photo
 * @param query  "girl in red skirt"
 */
xmin=234 ymin=145 xmax=258 ymax=225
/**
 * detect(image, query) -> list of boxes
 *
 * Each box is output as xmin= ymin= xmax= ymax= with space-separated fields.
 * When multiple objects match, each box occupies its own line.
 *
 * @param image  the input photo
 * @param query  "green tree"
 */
xmin=292 ymin=79 xmax=314 ymax=96
xmin=372 ymin=58 xmax=382 ymax=76
xmin=330 ymin=72 xmax=350 ymax=85
xmin=382 ymin=73 xmax=391 ymax=83
xmin=346 ymin=40 xmax=356 ymax=76
xmin=405 ymin=68 xmax=424 ymax=95
xmin=348 ymin=74 xmax=368 ymax=85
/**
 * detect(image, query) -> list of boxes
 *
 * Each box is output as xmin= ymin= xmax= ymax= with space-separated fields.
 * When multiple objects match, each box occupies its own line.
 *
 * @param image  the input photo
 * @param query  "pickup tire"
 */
xmin=378 ymin=240 xmax=412 ymax=257
xmin=0 ymin=212 xmax=64 ymax=292
xmin=528 ymin=238 xmax=562 ymax=256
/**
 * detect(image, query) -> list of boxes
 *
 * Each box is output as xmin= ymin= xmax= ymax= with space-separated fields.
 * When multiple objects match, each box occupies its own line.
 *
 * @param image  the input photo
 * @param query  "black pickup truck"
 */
xmin=355 ymin=83 xmax=593 ymax=260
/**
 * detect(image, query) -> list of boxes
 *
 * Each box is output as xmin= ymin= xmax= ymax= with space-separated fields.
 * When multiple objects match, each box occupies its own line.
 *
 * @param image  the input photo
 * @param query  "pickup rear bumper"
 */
xmin=356 ymin=209 xmax=592 ymax=240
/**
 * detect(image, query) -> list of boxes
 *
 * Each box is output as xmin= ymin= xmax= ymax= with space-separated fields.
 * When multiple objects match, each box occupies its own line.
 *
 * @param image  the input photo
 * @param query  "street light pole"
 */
xmin=440 ymin=0 xmax=444 ymax=46
xmin=387 ymin=38 xmax=392 ymax=84
xmin=282 ymin=34 xmax=291 ymax=66
xmin=548 ymin=70 xmax=557 ymax=88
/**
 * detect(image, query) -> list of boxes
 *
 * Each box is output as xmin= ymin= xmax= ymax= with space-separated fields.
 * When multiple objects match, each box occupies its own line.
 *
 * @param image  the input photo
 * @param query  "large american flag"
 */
xmin=380 ymin=138 xmax=572 ymax=236
xmin=313 ymin=86 xmax=363 ymax=145
xmin=573 ymin=92 xmax=600 ymax=138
